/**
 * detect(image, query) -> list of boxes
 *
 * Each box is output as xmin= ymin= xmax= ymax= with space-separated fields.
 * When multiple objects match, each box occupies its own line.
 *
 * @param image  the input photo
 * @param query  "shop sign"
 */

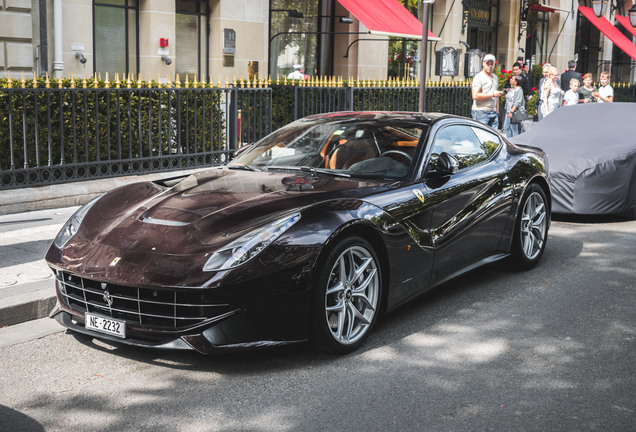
xmin=469 ymin=2 xmax=491 ymax=27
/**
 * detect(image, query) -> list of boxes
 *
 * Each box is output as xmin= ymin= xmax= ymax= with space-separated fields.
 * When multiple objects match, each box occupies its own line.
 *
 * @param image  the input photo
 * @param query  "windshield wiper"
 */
xmin=227 ymin=164 xmax=260 ymax=172
xmin=266 ymin=165 xmax=351 ymax=178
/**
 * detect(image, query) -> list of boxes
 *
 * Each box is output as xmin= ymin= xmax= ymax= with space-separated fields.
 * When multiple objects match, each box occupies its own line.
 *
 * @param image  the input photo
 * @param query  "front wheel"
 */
xmin=310 ymin=236 xmax=382 ymax=354
xmin=510 ymin=183 xmax=549 ymax=269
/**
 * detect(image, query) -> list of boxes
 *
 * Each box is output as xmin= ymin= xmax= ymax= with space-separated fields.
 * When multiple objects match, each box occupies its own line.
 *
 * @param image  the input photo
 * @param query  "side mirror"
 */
xmin=434 ymin=152 xmax=459 ymax=175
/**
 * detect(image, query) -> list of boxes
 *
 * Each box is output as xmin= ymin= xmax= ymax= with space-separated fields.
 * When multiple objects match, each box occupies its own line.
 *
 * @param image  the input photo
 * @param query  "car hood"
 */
xmin=73 ymin=167 xmax=390 ymax=256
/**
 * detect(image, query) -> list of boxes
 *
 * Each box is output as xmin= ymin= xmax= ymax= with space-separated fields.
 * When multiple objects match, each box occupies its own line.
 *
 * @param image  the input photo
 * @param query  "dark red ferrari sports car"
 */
xmin=46 ymin=112 xmax=550 ymax=354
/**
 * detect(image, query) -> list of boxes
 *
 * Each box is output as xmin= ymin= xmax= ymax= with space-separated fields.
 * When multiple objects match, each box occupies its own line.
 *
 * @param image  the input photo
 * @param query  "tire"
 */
xmin=309 ymin=236 xmax=382 ymax=354
xmin=510 ymin=183 xmax=549 ymax=269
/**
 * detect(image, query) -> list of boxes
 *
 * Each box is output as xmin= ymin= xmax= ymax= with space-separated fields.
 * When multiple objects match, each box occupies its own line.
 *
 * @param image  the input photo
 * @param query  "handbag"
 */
xmin=510 ymin=108 xmax=525 ymax=124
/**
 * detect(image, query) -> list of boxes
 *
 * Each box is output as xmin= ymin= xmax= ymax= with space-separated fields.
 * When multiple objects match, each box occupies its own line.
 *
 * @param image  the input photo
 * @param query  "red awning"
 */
xmin=337 ymin=0 xmax=438 ymax=40
xmin=615 ymin=14 xmax=636 ymax=39
xmin=579 ymin=6 xmax=636 ymax=60
xmin=530 ymin=3 xmax=570 ymax=13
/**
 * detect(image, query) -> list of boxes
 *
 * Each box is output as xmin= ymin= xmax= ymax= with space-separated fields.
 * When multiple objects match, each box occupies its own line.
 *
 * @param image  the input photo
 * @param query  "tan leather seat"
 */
xmin=326 ymin=139 xmax=379 ymax=170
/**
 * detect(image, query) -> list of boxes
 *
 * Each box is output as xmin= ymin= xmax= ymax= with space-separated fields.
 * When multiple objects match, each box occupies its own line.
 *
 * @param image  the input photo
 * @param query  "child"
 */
xmin=592 ymin=71 xmax=614 ymax=103
xmin=563 ymin=78 xmax=581 ymax=106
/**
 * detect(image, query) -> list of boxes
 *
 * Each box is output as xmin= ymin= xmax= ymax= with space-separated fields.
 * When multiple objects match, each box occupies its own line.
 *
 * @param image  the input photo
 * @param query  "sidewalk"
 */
xmin=0 ymin=169 xmax=204 ymax=328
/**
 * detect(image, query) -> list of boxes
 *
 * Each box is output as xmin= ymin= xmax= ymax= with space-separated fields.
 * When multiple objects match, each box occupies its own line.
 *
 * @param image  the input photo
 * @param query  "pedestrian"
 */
xmin=287 ymin=64 xmax=305 ymax=80
xmin=471 ymin=53 xmax=503 ymax=129
xmin=504 ymin=75 xmax=525 ymax=137
xmin=541 ymin=66 xmax=563 ymax=118
xmin=300 ymin=66 xmax=309 ymax=80
xmin=504 ymin=62 xmax=531 ymax=99
xmin=562 ymin=78 xmax=581 ymax=106
xmin=592 ymin=71 xmax=614 ymax=103
xmin=522 ymin=61 xmax=531 ymax=87
xmin=560 ymin=60 xmax=582 ymax=92
xmin=578 ymin=73 xmax=596 ymax=103
xmin=536 ymin=64 xmax=551 ymax=121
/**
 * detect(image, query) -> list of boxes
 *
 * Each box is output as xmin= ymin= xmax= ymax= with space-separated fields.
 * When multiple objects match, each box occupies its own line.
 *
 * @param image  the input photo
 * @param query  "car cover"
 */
xmin=510 ymin=103 xmax=636 ymax=218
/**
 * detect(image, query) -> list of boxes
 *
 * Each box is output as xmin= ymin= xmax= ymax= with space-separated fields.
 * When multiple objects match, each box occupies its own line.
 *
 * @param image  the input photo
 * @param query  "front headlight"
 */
xmin=203 ymin=212 xmax=301 ymax=271
xmin=54 ymin=195 xmax=102 ymax=248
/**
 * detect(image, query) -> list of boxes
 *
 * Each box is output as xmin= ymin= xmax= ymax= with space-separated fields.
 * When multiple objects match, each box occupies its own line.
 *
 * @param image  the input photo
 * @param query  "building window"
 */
xmin=525 ymin=12 xmax=549 ymax=66
xmin=93 ymin=0 xmax=139 ymax=77
xmin=269 ymin=0 xmax=320 ymax=79
xmin=176 ymin=0 xmax=209 ymax=80
xmin=465 ymin=0 xmax=499 ymax=63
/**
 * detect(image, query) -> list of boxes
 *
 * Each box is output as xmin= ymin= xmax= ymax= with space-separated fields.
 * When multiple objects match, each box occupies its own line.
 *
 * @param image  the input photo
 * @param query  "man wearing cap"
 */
xmin=471 ymin=54 xmax=503 ymax=129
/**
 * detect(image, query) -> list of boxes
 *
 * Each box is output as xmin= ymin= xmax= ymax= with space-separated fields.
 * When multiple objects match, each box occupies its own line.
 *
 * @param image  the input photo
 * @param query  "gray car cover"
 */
xmin=510 ymin=103 xmax=636 ymax=218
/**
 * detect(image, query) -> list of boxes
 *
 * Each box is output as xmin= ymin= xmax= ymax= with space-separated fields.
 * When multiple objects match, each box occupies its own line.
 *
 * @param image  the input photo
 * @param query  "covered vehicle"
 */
xmin=510 ymin=103 xmax=636 ymax=218
xmin=46 ymin=112 xmax=550 ymax=355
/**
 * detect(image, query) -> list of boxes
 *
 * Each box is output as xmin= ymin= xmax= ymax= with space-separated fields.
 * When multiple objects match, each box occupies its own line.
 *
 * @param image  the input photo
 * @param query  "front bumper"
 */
xmin=50 ymin=303 xmax=305 ymax=354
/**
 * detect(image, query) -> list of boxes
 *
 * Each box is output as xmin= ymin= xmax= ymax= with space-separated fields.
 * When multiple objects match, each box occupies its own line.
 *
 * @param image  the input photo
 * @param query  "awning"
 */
xmin=579 ymin=6 xmax=636 ymax=60
xmin=530 ymin=3 xmax=570 ymax=13
xmin=615 ymin=14 xmax=636 ymax=39
xmin=337 ymin=0 xmax=439 ymax=40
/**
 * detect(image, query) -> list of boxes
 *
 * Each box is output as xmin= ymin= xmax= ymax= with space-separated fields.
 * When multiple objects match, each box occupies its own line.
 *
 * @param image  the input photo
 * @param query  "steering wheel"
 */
xmin=381 ymin=150 xmax=412 ymax=164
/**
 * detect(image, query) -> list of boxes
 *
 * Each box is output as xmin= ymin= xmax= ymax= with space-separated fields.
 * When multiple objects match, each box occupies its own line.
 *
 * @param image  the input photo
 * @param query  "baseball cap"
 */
xmin=483 ymin=54 xmax=496 ymax=64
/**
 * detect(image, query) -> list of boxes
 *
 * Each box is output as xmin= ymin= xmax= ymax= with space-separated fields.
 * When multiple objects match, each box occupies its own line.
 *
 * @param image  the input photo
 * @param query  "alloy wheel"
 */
xmin=324 ymin=245 xmax=380 ymax=346
xmin=520 ymin=191 xmax=547 ymax=260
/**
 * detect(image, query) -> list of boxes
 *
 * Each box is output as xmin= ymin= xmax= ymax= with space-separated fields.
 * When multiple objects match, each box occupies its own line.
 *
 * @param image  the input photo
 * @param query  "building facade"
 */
xmin=1 ymin=0 xmax=634 ymax=83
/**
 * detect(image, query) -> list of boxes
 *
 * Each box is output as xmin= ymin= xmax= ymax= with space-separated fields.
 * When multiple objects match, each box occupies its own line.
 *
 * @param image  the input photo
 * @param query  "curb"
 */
xmin=0 ymin=280 xmax=55 ymax=328
xmin=0 ymin=168 xmax=207 ymax=216
xmin=0 ymin=168 xmax=207 ymax=328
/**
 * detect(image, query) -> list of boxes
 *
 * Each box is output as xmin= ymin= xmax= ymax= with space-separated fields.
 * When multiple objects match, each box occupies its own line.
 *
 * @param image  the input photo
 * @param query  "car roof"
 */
xmin=302 ymin=111 xmax=458 ymax=125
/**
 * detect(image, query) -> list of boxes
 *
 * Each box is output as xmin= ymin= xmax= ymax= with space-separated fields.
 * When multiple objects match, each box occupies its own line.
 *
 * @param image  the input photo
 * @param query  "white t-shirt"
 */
xmin=287 ymin=70 xmax=304 ymax=80
xmin=472 ymin=71 xmax=499 ymax=111
xmin=597 ymin=84 xmax=613 ymax=103
xmin=563 ymin=89 xmax=579 ymax=106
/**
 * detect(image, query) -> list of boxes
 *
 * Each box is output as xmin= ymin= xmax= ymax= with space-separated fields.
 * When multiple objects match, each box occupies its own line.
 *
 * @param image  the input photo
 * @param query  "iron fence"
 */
xmin=1 ymin=83 xmax=235 ymax=189
xmin=3 ymin=75 xmax=632 ymax=190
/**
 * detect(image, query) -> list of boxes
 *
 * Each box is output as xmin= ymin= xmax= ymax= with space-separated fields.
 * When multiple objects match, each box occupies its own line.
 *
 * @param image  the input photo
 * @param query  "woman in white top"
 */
xmin=541 ymin=67 xmax=563 ymax=118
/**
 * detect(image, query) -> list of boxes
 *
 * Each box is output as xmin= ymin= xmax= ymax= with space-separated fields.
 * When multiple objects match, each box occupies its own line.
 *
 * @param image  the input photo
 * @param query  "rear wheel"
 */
xmin=511 ymin=183 xmax=549 ymax=269
xmin=310 ymin=236 xmax=382 ymax=354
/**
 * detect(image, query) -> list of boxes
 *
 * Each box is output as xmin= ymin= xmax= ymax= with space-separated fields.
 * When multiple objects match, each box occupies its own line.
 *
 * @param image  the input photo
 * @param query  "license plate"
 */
xmin=85 ymin=312 xmax=126 ymax=338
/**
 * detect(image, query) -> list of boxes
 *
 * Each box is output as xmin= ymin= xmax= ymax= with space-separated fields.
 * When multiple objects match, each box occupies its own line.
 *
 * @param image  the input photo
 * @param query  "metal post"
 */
xmin=418 ymin=1 xmax=434 ymax=112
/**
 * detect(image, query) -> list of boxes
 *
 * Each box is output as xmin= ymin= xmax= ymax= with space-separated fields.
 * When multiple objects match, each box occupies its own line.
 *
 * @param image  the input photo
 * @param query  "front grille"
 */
xmin=55 ymin=270 xmax=239 ymax=331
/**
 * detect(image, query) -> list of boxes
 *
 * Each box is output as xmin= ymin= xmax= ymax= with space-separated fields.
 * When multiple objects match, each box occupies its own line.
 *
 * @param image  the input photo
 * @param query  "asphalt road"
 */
xmin=0 ymin=217 xmax=634 ymax=432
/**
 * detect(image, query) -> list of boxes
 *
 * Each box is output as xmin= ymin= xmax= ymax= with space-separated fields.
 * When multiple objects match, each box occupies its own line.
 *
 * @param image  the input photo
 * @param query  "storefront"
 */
xmin=463 ymin=0 xmax=499 ymax=59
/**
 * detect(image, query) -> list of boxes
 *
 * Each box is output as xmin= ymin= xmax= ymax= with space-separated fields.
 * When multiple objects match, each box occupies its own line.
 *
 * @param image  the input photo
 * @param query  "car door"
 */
xmin=423 ymin=123 xmax=510 ymax=283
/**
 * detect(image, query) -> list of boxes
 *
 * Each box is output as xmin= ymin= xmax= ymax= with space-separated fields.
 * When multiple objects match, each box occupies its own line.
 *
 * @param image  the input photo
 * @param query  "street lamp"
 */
xmin=579 ymin=0 xmax=610 ymax=17
xmin=419 ymin=0 xmax=435 ymax=112
xmin=629 ymin=4 xmax=636 ymax=27
xmin=592 ymin=0 xmax=610 ymax=17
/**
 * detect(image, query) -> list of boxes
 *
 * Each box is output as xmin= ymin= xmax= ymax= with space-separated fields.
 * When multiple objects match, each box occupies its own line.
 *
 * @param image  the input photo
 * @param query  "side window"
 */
xmin=471 ymin=127 xmax=502 ymax=159
xmin=429 ymin=125 xmax=487 ymax=170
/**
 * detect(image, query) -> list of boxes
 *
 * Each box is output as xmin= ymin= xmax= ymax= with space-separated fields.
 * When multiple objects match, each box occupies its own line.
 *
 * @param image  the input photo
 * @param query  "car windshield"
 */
xmin=229 ymin=118 xmax=427 ymax=181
